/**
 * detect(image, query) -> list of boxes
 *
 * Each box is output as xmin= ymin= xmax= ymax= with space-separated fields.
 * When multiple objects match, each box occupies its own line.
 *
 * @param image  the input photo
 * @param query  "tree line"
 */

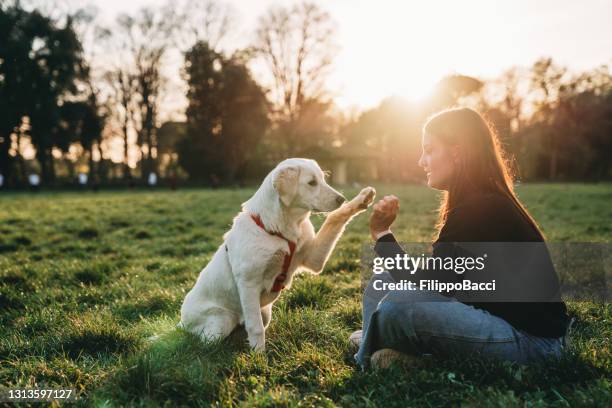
xmin=1 ymin=0 xmax=610 ymax=189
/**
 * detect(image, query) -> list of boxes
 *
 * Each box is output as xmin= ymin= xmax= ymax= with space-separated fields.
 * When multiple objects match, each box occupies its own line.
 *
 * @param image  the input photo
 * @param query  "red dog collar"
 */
xmin=250 ymin=214 xmax=296 ymax=292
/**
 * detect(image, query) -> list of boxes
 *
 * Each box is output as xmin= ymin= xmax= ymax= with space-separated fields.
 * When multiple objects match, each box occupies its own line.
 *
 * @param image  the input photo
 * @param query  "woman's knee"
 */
xmin=375 ymin=300 xmax=414 ymax=332
xmin=369 ymin=300 xmax=424 ymax=354
xmin=382 ymin=301 xmax=454 ymax=339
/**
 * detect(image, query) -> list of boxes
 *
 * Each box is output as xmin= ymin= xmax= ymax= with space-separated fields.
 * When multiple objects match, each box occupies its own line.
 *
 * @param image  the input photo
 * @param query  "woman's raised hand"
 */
xmin=369 ymin=195 xmax=399 ymax=240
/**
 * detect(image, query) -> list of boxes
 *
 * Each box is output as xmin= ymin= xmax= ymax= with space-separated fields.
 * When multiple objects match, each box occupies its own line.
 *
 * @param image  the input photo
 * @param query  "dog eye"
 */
xmin=308 ymin=179 xmax=317 ymax=187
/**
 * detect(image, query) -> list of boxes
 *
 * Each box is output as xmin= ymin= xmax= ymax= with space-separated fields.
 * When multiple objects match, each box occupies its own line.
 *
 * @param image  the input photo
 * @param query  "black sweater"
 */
xmin=374 ymin=191 xmax=569 ymax=338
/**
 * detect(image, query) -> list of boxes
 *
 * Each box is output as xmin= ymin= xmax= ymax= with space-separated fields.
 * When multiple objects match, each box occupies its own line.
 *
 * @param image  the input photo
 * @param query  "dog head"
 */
xmin=272 ymin=158 xmax=345 ymax=212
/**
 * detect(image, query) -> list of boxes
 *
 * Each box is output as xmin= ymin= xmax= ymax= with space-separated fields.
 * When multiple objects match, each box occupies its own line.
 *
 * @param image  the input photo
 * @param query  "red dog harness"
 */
xmin=250 ymin=214 xmax=296 ymax=292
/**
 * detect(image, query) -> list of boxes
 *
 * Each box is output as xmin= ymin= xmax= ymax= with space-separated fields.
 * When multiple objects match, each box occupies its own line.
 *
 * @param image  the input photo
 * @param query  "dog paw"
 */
xmin=329 ymin=186 xmax=376 ymax=220
xmin=248 ymin=331 xmax=266 ymax=352
xmin=344 ymin=186 xmax=376 ymax=214
xmin=356 ymin=186 xmax=376 ymax=210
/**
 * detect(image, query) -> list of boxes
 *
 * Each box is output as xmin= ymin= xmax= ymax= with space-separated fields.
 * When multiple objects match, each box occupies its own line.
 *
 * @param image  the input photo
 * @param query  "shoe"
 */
xmin=562 ymin=317 xmax=576 ymax=349
xmin=349 ymin=330 xmax=362 ymax=350
xmin=370 ymin=348 xmax=418 ymax=369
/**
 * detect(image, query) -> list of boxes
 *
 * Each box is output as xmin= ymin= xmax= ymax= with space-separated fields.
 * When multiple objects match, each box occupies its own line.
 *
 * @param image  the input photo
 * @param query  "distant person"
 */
xmin=352 ymin=107 xmax=570 ymax=369
xmin=28 ymin=174 xmax=40 ymax=192
xmin=78 ymin=173 xmax=88 ymax=190
xmin=148 ymin=172 xmax=158 ymax=187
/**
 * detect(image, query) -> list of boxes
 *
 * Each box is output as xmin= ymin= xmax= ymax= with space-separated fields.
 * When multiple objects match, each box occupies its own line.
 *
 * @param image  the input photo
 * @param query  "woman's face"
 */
xmin=418 ymin=132 xmax=456 ymax=190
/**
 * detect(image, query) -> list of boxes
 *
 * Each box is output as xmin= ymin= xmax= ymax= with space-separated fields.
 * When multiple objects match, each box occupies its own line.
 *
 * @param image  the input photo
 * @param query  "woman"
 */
xmin=353 ymin=107 xmax=570 ymax=369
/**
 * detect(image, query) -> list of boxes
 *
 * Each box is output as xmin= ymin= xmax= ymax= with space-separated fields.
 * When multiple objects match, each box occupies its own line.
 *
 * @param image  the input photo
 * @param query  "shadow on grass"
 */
xmin=0 ymin=235 xmax=32 ymax=253
xmin=62 ymin=329 xmax=139 ymax=360
xmin=330 ymin=342 xmax=609 ymax=406
xmin=93 ymin=325 xmax=251 ymax=406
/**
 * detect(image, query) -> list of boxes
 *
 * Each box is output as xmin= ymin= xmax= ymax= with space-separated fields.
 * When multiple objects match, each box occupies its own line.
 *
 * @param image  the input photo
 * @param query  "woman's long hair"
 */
xmin=423 ymin=107 xmax=544 ymax=240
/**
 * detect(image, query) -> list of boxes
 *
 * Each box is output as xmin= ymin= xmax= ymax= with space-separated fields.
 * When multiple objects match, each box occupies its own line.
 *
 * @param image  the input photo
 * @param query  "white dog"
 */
xmin=180 ymin=158 xmax=375 ymax=351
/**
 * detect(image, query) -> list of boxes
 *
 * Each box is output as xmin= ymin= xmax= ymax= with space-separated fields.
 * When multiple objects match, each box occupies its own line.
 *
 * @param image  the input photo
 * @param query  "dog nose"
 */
xmin=336 ymin=195 xmax=346 ymax=206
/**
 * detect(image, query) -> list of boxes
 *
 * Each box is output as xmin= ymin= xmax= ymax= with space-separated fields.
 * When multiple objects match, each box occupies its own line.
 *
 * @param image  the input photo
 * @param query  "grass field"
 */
xmin=0 ymin=184 xmax=610 ymax=407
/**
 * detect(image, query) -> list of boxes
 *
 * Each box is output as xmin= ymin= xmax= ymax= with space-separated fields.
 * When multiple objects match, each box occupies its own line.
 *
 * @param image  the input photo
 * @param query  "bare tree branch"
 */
xmin=172 ymin=0 xmax=235 ymax=52
xmin=110 ymin=5 xmax=177 ymax=178
xmin=255 ymin=1 xmax=337 ymax=122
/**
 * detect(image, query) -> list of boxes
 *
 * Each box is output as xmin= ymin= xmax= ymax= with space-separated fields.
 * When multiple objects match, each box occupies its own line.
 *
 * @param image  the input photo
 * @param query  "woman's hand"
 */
xmin=370 ymin=195 xmax=399 ymax=240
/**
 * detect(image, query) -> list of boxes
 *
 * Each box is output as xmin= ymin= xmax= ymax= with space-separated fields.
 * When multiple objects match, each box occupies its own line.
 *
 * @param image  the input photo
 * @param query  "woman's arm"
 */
xmin=369 ymin=196 xmax=459 ymax=287
xmin=373 ymin=232 xmax=460 ymax=286
xmin=369 ymin=195 xmax=399 ymax=240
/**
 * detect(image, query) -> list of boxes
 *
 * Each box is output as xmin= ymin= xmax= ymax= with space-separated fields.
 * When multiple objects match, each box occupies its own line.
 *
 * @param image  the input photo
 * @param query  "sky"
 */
xmin=97 ymin=0 xmax=612 ymax=114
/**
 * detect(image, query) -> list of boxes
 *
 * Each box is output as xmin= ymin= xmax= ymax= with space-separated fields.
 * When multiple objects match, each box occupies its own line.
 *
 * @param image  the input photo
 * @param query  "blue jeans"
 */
xmin=355 ymin=272 xmax=566 ymax=368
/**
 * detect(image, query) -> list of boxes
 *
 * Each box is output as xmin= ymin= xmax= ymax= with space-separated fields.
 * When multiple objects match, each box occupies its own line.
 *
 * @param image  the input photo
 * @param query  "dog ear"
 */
xmin=273 ymin=166 xmax=300 ymax=206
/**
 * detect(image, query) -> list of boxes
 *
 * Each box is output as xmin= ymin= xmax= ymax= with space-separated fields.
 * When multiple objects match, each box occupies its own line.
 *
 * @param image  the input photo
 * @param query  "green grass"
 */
xmin=0 ymin=183 xmax=610 ymax=407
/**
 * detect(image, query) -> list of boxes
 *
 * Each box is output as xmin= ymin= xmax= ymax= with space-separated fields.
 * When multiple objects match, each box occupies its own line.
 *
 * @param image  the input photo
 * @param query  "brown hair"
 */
xmin=423 ymin=107 xmax=544 ymax=241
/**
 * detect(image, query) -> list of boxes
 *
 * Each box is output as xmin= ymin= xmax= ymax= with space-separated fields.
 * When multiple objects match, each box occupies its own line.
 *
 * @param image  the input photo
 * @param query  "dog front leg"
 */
xmin=237 ymin=282 xmax=266 ymax=351
xmin=261 ymin=304 xmax=273 ymax=328
xmin=301 ymin=213 xmax=350 ymax=273
xmin=302 ymin=187 xmax=375 ymax=273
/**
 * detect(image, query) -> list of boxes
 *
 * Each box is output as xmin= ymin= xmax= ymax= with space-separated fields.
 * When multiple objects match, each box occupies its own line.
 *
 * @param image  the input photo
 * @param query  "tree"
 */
xmin=340 ymin=96 xmax=423 ymax=182
xmin=552 ymin=66 xmax=612 ymax=180
xmin=0 ymin=4 xmax=85 ymax=183
xmin=115 ymin=6 xmax=175 ymax=180
xmin=529 ymin=57 xmax=568 ymax=180
xmin=105 ymin=67 xmax=137 ymax=179
xmin=178 ymin=43 xmax=269 ymax=183
xmin=71 ymin=5 xmax=108 ymax=181
xmin=254 ymin=2 xmax=337 ymax=156
xmin=0 ymin=3 xmax=28 ymax=184
xmin=173 ymin=0 xmax=234 ymax=52
xmin=429 ymin=74 xmax=485 ymax=111
xmin=156 ymin=120 xmax=186 ymax=178
xmin=56 ymin=100 xmax=103 ymax=179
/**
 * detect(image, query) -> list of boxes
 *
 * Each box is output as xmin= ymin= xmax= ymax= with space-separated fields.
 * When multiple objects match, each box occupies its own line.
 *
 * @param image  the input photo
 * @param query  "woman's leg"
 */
xmin=356 ymin=283 xmax=563 ymax=368
xmin=361 ymin=271 xmax=396 ymax=333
